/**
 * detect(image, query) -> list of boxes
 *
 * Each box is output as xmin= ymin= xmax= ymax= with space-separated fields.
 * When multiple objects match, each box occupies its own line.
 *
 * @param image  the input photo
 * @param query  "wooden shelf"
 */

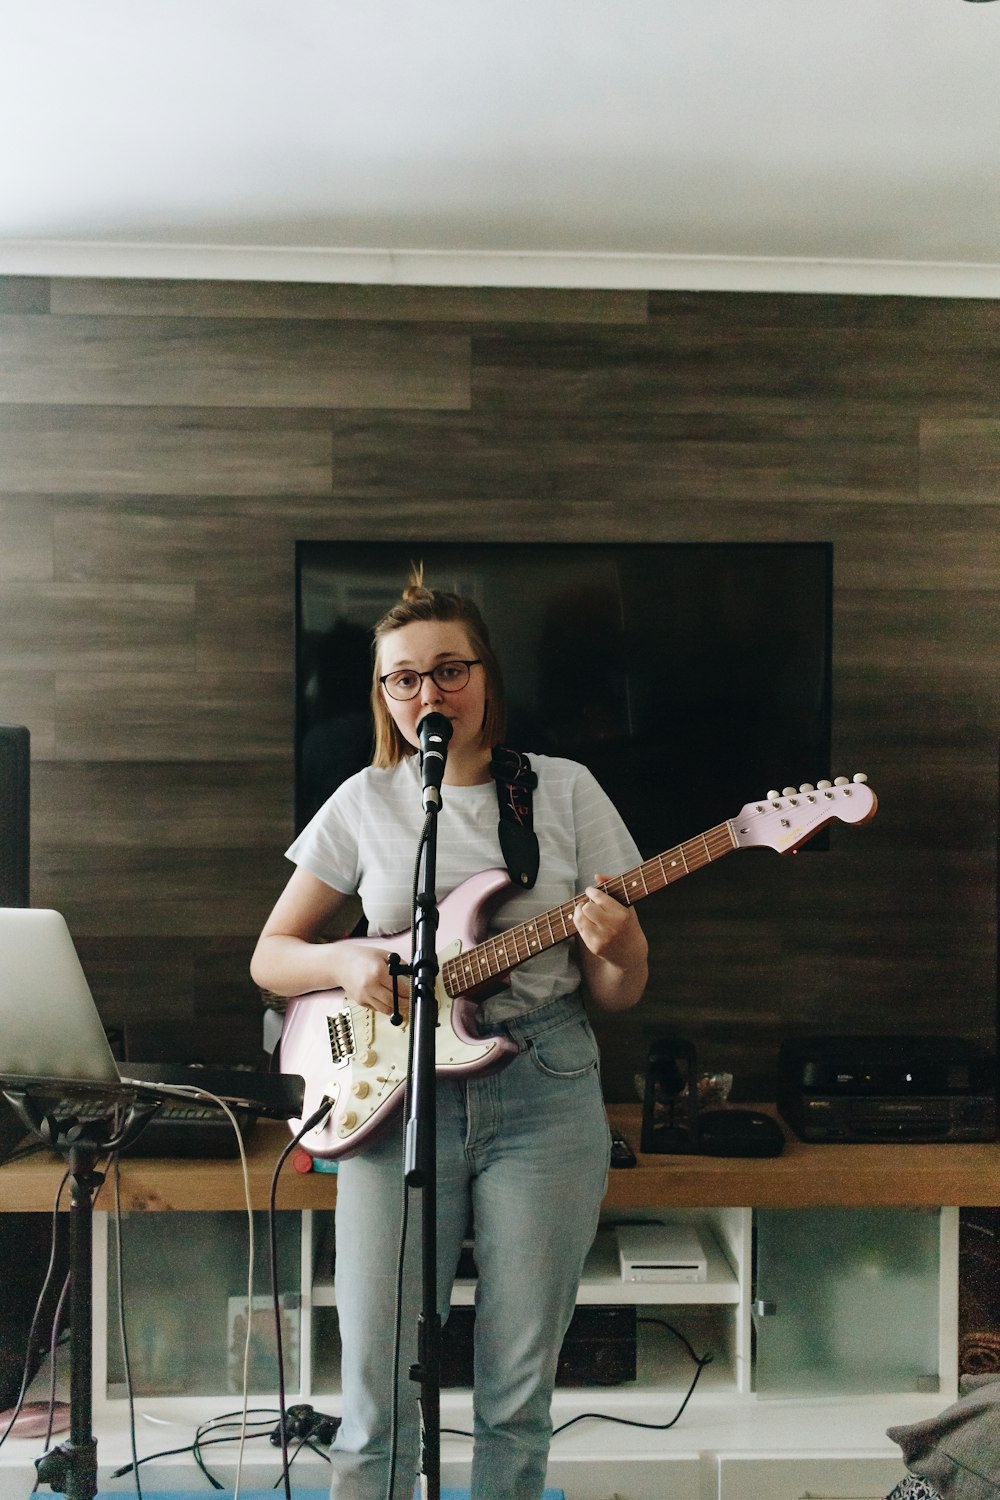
xmin=2 ymin=1104 xmax=997 ymax=1213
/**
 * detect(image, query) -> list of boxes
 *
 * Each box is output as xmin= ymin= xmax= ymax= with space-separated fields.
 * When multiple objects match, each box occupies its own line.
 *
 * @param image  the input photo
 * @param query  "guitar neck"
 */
xmin=441 ymin=819 xmax=737 ymax=999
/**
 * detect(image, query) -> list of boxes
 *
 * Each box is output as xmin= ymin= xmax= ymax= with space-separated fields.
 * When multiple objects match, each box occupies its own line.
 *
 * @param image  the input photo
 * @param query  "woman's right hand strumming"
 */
xmin=332 ymin=941 xmax=410 ymax=1018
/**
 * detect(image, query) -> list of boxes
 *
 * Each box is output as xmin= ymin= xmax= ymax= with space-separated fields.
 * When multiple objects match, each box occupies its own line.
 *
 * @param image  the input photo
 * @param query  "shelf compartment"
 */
xmin=312 ymin=1221 xmax=740 ymax=1308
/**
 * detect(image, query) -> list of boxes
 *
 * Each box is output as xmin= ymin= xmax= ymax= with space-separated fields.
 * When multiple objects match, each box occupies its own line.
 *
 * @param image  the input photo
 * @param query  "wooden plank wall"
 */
xmin=0 ymin=274 xmax=996 ymax=1100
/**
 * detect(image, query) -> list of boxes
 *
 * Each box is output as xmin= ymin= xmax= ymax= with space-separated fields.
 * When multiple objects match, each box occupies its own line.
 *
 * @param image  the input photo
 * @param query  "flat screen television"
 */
xmin=295 ymin=541 xmax=833 ymax=857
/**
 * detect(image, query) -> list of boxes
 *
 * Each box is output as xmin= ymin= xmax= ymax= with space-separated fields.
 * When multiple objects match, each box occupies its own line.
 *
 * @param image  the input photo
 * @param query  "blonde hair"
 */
xmin=370 ymin=566 xmax=506 ymax=767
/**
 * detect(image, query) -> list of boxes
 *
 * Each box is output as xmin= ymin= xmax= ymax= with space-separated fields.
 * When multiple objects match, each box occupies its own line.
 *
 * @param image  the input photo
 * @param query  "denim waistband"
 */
xmin=479 ymin=990 xmax=588 ymax=1050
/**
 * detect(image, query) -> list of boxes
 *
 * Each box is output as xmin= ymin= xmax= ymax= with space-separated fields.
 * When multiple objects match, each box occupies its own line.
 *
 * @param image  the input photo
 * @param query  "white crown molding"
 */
xmin=1 ymin=240 xmax=999 ymax=299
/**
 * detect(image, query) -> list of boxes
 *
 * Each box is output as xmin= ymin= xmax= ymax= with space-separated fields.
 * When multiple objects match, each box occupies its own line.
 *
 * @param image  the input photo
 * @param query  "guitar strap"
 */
xmin=490 ymin=746 xmax=539 ymax=889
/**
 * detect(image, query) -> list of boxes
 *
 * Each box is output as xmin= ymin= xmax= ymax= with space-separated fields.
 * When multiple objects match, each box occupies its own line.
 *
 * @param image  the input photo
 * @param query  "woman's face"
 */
xmin=378 ymin=619 xmax=488 ymax=768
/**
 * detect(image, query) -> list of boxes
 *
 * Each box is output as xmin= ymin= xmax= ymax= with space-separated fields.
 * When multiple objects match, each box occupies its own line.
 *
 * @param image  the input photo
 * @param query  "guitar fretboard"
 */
xmin=442 ymin=819 xmax=737 ymax=999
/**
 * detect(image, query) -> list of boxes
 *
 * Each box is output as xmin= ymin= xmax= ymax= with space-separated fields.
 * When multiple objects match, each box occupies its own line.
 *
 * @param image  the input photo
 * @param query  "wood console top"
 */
xmin=1 ymin=1104 xmax=997 ymax=1214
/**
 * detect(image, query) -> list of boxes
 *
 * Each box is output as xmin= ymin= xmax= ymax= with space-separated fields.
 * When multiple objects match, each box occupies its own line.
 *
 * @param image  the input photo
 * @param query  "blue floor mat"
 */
xmin=96 ymin=1491 xmax=566 ymax=1499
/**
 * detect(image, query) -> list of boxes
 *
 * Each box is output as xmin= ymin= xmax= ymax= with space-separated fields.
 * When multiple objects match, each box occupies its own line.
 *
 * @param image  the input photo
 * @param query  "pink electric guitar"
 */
xmin=279 ymin=775 xmax=877 ymax=1159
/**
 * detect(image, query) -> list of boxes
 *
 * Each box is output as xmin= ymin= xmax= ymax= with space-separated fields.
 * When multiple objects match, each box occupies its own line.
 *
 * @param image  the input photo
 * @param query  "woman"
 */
xmin=251 ymin=574 xmax=648 ymax=1500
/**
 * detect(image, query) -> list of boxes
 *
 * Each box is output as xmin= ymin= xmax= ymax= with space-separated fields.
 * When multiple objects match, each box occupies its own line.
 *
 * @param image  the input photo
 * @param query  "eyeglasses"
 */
xmin=379 ymin=659 xmax=482 ymax=702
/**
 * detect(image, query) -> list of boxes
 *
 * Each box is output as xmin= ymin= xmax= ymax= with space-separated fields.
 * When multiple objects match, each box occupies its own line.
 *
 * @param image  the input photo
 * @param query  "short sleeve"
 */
xmin=285 ymin=770 xmax=366 ymax=896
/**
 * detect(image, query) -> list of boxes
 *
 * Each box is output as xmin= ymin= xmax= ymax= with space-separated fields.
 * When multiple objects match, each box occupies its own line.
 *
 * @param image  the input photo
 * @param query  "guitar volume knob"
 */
xmin=353 ymin=1082 xmax=370 ymax=1099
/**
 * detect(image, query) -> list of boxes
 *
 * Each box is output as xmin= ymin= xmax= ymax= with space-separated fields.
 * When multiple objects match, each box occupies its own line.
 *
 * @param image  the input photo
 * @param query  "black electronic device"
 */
xmin=47 ymin=1092 xmax=257 ymax=1158
xmin=295 ymin=540 xmax=833 ymax=852
xmin=777 ymin=1035 xmax=997 ymax=1143
xmin=0 ymin=724 xmax=30 ymax=907
xmin=610 ymin=1129 xmax=637 ymax=1168
xmin=269 ymin=1403 xmax=340 ymax=1447
xmin=22 ymin=1058 xmax=306 ymax=1159
xmin=118 ymin=1061 xmax=302 ymax=1119
xmin=441 ymin=1304 xmax=636 ymax=1388
xmin=698 ymin=1108 xmax=786 ymax=1158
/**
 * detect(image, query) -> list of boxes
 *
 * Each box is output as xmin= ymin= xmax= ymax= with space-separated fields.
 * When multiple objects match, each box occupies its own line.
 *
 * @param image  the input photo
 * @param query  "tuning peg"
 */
xmin=766 ymin=790 xmax=779 ymax=800
xmin=853 ymin=772 xmax=868 ymax=784
xmin=799 ymin=783 xmax=815 ymax=793
xmin=834 ymin=776 xmax=849 ymax=786
xmin=817 ymin=779 xmax=832 ymax=789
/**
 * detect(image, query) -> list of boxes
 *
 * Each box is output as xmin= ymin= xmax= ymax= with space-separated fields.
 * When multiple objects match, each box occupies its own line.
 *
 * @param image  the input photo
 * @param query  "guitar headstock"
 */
xmin=731 ymin=775 xmax=877 ymax=854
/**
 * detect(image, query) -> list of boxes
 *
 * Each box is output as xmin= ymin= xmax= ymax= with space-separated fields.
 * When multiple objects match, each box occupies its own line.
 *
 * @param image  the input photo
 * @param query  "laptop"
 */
xmin=0 ymin=907 xmax=303 ymax=1120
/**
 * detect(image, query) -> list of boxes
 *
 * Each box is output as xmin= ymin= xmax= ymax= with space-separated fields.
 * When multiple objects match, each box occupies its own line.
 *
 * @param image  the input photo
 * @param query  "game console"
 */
xmin=616 ymin=1224 xmax=708 ymax=1284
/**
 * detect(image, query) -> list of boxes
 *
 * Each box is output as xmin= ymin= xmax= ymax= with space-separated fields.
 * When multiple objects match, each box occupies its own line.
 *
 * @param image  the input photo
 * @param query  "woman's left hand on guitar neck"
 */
xmin=573 ymin=874 xmax=648 ymax=1012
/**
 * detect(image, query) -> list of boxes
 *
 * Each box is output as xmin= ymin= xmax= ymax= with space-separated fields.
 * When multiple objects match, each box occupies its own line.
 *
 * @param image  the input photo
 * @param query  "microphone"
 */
xmin=417 ymin=711 xmax=452 ymax=810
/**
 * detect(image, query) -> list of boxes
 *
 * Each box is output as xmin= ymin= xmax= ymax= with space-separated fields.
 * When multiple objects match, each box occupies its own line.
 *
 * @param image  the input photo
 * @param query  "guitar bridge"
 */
xmin=327 ymin=1008 xmax=356 ymax=1064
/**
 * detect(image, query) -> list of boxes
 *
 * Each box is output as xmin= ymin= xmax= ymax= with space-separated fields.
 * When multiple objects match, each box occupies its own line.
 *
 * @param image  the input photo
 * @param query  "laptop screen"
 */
xmin=0 ymin=907 xmax=124 ymax=1094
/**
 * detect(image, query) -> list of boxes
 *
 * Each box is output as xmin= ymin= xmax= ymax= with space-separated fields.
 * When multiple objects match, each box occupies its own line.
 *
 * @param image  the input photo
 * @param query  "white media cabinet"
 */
xmin=2 ymin=1104 xmax=995 ymax=1500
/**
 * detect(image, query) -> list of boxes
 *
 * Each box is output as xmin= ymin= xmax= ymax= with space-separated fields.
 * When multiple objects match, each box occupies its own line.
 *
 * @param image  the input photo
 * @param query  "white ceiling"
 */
xmin=2 ymin=0 xmax=999 ymax=296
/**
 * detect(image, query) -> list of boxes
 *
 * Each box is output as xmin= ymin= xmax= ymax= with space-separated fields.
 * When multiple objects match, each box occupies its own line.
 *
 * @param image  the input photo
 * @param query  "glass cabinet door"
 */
xmin=753 ymin=1207 xmax=941 ymax=1396
xmin=106 ymin=1210 xmax=301 ymax=1398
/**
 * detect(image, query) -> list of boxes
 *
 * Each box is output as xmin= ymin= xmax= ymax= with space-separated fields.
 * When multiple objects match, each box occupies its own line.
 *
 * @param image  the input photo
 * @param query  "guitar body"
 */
xmin=279 ymin=867 xmax=520 ymax=1159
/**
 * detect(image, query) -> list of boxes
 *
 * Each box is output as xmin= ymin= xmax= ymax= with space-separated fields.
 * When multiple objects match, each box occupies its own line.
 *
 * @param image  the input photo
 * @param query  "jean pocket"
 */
xmin=528 ymin=1017 xmax=600 ymax=1080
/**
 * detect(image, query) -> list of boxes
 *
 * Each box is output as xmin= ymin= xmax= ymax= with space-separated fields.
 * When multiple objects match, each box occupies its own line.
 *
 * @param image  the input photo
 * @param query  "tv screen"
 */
xmin=295 ymin=541 xmax=832 ymax=858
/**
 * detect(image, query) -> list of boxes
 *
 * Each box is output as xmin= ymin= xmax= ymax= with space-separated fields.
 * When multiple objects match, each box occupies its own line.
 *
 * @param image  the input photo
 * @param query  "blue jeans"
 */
xmin=328 ymin=992 xmax=612 ymax=1500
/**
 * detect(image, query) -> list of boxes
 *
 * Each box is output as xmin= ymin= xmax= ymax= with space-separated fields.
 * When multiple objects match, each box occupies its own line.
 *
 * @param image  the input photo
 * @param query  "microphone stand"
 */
xmin=397 ymin=713 xmax=454 ymax=1500
xmin=403 ymin=805 xmax=442 ymax=1500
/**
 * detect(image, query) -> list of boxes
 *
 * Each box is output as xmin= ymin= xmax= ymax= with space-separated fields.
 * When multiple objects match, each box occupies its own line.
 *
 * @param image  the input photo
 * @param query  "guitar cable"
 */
xmin=108 ymin=1088 xmax=254 ymax=1497
xmin=0 ymin=1167 xmax=71 ymax=1456
xmin=109 ymin=1091 xmax=328 ymax=1495
xmin=268 ymin=1094 xmax=338 ymax=1500
xmin=549 ymin=1318 xmax=714 ymax=1439
xmin=386 ymin=1171 xmax=413 ymax=1500
xmin=110 ymin=1153 xmax=144 ymax=1500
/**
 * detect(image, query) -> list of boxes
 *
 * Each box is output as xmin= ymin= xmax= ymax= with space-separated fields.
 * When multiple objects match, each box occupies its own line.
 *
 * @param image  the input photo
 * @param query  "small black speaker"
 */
xmin=0 ymin=723 xmax=30 ymax=907
xmin=0 ymin=724 xmax=31 ymax=1155
xmin=697 ymin=1108 xmax=785 ymax=1158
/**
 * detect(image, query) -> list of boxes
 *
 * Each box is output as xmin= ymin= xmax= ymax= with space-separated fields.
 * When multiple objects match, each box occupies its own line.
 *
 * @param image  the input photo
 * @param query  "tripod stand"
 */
xmin=2 ymin=1090 xmax=159 ymax=1499
xmin=3 ymin=1065 xmax=307 ymax=1498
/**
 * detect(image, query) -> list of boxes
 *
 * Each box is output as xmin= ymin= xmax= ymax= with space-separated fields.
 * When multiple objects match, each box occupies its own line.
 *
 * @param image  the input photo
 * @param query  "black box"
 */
xmin=778 ymin=1035 xmax=996 ymax=1143
xmin=441 ymin=1303 xmax=637 ymax=1387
